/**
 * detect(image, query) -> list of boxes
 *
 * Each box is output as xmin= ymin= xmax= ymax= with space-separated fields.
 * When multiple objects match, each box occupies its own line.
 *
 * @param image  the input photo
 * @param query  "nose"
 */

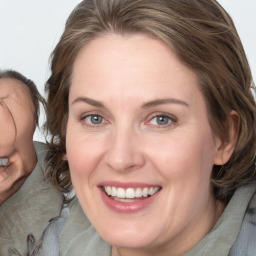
xmin=104 ymin=126 xmax=145 ymax=172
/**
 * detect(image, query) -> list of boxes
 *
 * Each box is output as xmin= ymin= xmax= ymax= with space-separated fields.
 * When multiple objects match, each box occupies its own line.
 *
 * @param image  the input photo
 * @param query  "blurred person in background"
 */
xmin=0 ymin=70 xmax=63 ymax=256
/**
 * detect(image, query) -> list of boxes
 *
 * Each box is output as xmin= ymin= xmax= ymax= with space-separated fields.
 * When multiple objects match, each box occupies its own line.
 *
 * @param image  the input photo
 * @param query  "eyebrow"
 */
xmin=71 ymin=97 xmax=189 ymax=109
xmin=142 ymin=98 xmax=189 ymax=108
xmin=72 ymin=97 xmax=105 ymax=108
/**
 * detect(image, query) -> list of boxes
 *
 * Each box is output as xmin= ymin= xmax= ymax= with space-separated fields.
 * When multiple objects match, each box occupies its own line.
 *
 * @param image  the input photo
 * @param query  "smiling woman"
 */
xmin=45 ymin=0 xmax=256 ymax=255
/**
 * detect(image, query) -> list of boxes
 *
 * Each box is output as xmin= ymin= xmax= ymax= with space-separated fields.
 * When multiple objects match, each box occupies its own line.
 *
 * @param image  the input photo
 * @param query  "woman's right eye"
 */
xmin=81 ymin=114 xmax=106 ymax=126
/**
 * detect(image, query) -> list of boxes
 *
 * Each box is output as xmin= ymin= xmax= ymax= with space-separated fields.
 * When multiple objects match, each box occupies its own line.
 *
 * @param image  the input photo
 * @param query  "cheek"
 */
xmin=66 ymin=134 xmax=89 ymax=177
xmin=146 ymin=130 xmax=216 ymax=183
xmin=147 ymin=131 xmax=216 ymax=222
xmin=66 ymin=134 xmax=93 ymax=202
xmin=66 ymin=124 xmax=104 ymax=181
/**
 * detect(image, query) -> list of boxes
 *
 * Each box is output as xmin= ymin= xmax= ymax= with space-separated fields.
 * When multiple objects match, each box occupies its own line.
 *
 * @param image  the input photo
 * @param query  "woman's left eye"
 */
xmin=148 ymin=114 xmax=175 ymax=127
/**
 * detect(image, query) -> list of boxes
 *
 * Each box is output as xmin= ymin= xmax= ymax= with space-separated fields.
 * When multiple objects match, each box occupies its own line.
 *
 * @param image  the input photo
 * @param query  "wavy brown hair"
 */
xmin=45 ymin=0 xmax=256 ymax=201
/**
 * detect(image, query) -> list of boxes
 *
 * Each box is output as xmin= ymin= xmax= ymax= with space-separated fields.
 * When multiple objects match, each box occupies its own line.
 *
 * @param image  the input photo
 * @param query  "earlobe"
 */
xmin=63 ymin=154 xmax=68 ymax=161
xmin=214 ymin=110 xmax=240 ymax=165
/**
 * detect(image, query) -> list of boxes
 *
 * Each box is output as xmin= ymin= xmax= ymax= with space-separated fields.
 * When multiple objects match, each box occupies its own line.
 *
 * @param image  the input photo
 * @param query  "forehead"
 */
xmin=71 ymin=34 xmax=201 ymax=105
xmin=0 ymin=78 xmax=33 ymax=109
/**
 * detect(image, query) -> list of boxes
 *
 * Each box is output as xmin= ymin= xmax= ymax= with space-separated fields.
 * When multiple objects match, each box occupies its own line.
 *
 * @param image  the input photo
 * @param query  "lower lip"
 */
xmin=99 ymin=188 xmax=159 ymax=213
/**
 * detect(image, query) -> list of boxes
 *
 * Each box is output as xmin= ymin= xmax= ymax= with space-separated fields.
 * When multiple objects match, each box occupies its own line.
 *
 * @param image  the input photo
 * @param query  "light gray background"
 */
xmin=0 ymin=0 xmax=255 ymax=142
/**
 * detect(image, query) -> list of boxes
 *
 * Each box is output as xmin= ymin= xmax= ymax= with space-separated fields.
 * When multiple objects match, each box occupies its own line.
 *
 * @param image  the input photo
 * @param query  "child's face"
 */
xmin=0 ymin=78 xmax=36 ymax=204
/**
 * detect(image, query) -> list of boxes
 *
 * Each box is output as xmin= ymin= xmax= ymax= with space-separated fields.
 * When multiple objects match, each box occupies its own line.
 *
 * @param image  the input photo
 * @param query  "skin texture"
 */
xmin=0 ymin=78 xmax=37 ymax=205
xmin=65 ymin=34 xmax=238 ymax=256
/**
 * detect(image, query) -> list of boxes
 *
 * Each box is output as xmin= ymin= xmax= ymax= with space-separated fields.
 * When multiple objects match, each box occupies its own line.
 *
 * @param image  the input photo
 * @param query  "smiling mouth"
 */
xmin=102 ymin=186 xmax=161 ymax=202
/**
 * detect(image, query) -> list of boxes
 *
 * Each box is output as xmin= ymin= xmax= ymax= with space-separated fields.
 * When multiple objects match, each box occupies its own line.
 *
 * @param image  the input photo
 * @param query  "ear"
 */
xmin=63 ymin=154 xmax=68 ymax=161
xmin=214 ymin=110 xmax=240 ymax=165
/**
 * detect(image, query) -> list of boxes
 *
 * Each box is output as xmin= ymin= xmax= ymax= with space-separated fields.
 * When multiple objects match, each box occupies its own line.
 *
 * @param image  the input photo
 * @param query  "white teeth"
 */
xmin=142 ymin=187 xmax=148 ymax=197
xmin=116 ymin=188 xmax=126 ymax=198
xmin=135 ymin=188 xmax=142 ymax=197
xmin=112 ymin=187 xmax=117 ymax=196
xmin=0 ymin=158 xmax=9 ymax=167
xmin=106 ymin=186 xmax=111 ymax=196
xmin=104 ymin=186 xmax=160 ymax=199
xmin=149 ymin=187 xmax=154 ymax=195
xmin=126 ymin=188 xmax=135 ymax=198
xmin=149 ymin=187 xmax=159 ymax=196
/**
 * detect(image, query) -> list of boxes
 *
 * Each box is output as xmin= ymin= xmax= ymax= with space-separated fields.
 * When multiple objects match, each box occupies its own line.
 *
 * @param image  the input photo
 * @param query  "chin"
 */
xmin=95 ymin=222 xmax=160 ymax=249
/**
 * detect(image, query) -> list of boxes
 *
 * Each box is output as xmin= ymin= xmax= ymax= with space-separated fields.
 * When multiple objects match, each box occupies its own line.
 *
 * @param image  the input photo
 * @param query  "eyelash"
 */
xmin=80 ymin=113 xmax=108 ymax=127
xmin=145 ymin=113 xmax=177 ymax=128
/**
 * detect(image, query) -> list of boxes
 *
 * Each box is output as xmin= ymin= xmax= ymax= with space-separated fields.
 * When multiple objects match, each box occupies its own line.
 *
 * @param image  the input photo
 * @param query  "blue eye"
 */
xmin=84 ymin=114 xmax=104 ymax=125
xmin=149 ymin=115 xmax=173 ymax=126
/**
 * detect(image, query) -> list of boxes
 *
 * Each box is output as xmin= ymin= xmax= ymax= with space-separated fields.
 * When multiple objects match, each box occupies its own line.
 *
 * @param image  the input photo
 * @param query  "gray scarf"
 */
xmin=229 ymin=192 xmax=256 ymax=256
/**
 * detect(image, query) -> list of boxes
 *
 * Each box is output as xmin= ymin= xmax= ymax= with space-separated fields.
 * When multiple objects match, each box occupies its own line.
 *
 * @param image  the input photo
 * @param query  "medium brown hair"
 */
xmin=45 ymin=0 xmax=256 ymax=201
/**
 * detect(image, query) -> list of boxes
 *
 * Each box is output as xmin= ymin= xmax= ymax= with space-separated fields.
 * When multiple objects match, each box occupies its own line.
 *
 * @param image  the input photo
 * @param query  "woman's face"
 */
xmin=66 ymin=34 xmax=224 ymax=254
